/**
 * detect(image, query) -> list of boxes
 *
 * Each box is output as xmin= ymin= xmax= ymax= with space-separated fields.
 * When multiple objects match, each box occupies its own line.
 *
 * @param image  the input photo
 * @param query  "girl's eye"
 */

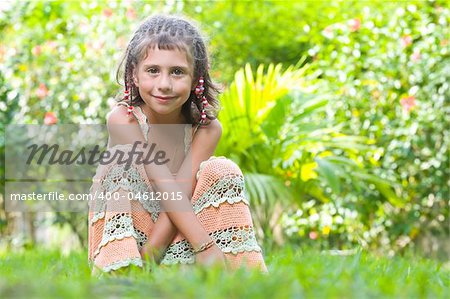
xmin=172 ymin=68 xmax=184 ymax=75
xmin=146 ymin=68 xmax=158 ymax=74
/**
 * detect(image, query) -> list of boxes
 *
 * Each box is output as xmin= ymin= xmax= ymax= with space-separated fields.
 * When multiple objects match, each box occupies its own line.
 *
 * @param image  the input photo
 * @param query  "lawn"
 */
xmin=1 ymin=247 xmax=448 ymax=298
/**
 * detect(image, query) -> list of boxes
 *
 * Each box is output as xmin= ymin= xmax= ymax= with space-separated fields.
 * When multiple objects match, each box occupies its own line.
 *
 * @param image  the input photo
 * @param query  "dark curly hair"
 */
xmin=116 ymin=14 xmax=221 ymax=125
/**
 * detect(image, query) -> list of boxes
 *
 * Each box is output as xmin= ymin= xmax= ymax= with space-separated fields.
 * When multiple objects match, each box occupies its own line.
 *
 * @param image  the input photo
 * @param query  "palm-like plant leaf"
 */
xmin=218 ymin=59 xmax=310 ymax=155
xmin=216 ymin=61 xmax=401 ymax=249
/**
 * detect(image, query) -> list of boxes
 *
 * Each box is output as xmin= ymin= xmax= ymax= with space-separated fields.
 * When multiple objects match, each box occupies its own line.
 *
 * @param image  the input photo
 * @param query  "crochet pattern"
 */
xmin=88 ymin=106 xmax=267 ymax=273
xmin=160 ymin=225 xmax=262 ymax=265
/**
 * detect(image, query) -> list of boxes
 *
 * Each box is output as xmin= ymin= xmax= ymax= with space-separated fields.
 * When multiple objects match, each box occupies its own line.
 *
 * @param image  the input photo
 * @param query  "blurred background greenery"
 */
xmin=0 ymin=0 xmax=448 ymax=261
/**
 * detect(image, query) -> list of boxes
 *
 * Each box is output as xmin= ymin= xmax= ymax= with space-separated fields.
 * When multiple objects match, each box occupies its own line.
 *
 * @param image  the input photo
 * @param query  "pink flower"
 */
xmin=44 ymin=112 xmax=58 ymax=125
xmin=309 ymin=231 xmax=318 ymax=240
xmin=410 ymin=51 xmax=421 ymax=62
xmin=36 ymin=83 xmax=49 ymax=99
xmin=103 ymin=8 xmax=113 ymax=18
xmin=126 ymin=8 xmax=136 ymax=19
xmin=322 ymin=26 xmax=334 ymax=39
xmin=400 ymin=95 xmax=416 ymax=112
xmin=91 ymin=40 xmax=104 ymax=51
xmin=45 ymin=40 xmax=57 ymax=52
xmin=0 ymin=46 xmax=5 ymax=61
xmin=79 ymin=21 xmax=89 ymax=34
xmin=440 ymin=39 xmax=448 ymax=47
xmin=348 ymin=18 xmax=361 ymax=32
xmin=116 ymin=36 xmax=127 ymax=49
xmin=32 ymin=45 xmax=42 ymax=56
xmin=401 ymin=35 xmax=412 ymax=47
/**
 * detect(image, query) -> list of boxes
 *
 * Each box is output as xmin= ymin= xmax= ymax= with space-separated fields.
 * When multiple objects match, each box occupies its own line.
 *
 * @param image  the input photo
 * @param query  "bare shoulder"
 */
xmin=193 ymin=119 xmax=222 ymax=151
xmin=195 ymin=119 xmax=222 ymax=143
xmin=106 ymin=105 xmax=137 ymax=126
xmin=106 ymin=105 xmax=142 ymax=144
xmin=199 ymin=119 xmax=222 ymax=139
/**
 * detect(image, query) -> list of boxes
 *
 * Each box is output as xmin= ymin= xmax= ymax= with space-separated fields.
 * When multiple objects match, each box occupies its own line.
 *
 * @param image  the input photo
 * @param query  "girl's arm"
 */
xmin=141 ymin=212 xmax=176 ymax=262
xmin=107 ymin=106 xmax=223 ymax=261
xmin=142 ymin=118 xmax=223 ymax=261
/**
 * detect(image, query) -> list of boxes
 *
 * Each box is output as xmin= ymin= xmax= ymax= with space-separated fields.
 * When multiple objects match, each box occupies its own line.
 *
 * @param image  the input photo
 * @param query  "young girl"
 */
xmin=88 ymin=14 xmax=267 ymax=273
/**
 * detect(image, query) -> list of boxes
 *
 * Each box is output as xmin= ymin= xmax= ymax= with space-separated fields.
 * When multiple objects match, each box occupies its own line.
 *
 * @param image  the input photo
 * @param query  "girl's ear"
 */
xmin=133 ymin=75 xmax=139 ymax=87
xmin=132 ymin=68 xmax=139 ymax=87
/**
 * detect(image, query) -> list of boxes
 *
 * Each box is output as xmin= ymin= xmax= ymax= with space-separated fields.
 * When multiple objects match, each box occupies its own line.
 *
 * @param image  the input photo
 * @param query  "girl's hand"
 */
xmin=140 ymin=241 xmax=167 ymax=265
xmin=195 ymin=244 xmax=227 ymax=267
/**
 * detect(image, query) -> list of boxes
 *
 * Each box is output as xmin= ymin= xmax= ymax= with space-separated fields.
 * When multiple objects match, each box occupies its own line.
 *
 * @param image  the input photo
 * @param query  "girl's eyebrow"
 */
xmin=142 ymin=64 xmax=190 ymax=70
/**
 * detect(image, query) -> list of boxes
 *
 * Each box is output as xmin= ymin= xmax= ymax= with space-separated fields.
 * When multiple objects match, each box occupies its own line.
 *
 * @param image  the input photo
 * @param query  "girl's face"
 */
xmin=133 ymin=48 xmax=194 ymax=123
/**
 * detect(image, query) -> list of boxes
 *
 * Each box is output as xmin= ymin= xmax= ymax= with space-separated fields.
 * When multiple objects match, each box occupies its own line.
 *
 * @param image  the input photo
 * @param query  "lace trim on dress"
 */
xmin=93 ymin=212 xmax=137 ymax=258
xmin=90 ymin=182 xmax=106 ymax=224
xmin=135 ymin=228 xmax=148 ymax=251
xmin=212 ymin=225 xmax=261 ymax=254
xmin=184 ymin=125 xmax=193 ymax=155
xmin=160 ymin=225 xmax=262 ymax=265
xmin=193 ymin=173 xmax=249 ymax=214
xmin=136 ymin=196 xmax=161 ymax=223
xmin=93 ymin=213 xmax=150 ymax=259
xmin=134 ymin=106 xmax=149 ymax=143
xmin=102 ymin=163 xmax=148 ymax=193
xmin=90 ymin=163 xmax=160 ymax=225
xmin=103 ymin=257 xmax=143 ymax=273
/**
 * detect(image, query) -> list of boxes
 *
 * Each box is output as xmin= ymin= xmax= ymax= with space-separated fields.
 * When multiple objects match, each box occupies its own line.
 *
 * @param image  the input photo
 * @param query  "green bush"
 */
xmin=298 ymin=0 xmax=449 ymax=258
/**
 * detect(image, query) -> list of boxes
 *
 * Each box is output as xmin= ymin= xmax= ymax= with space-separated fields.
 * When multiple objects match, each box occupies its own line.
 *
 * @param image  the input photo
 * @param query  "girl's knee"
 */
xmin=197 ymin=157 xmax=243 ymax=181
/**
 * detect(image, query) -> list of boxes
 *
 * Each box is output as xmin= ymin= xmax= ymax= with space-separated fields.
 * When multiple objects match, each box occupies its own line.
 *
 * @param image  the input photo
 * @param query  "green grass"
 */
xmin=0 ymin=247 xmax=448 ymax=299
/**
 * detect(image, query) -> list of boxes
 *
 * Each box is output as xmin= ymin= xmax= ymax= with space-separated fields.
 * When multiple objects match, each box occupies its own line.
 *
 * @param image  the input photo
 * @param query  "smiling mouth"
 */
xmin=153 ymin=95 xmax=175 ymax=100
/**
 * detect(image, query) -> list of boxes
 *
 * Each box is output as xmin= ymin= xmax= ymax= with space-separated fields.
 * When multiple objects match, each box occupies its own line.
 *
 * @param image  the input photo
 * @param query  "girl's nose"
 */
xmin=157 ymin=73 xmax=172 ymax=91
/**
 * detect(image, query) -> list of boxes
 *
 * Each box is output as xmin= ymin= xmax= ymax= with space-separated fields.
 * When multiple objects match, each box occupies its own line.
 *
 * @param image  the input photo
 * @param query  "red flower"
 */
xmin=44 ymin=112 xmax=58 ymax=125
xmin=401 ymin=35 xmax=412 ymax=47
xmin=309 ymin=231 xmax=318 ymax=240
xmin=400 ymin=95 xmax=416 ymax=112
xmin=36 ymin=83 xmax=49 ymax=99
xmin=348 ymin=18 xmax=361 ymax=32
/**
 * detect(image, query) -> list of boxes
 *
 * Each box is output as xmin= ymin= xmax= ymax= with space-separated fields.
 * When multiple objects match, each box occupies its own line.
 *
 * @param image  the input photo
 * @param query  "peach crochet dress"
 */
xmin=88 ymin=104 xmax=267 ymax=272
